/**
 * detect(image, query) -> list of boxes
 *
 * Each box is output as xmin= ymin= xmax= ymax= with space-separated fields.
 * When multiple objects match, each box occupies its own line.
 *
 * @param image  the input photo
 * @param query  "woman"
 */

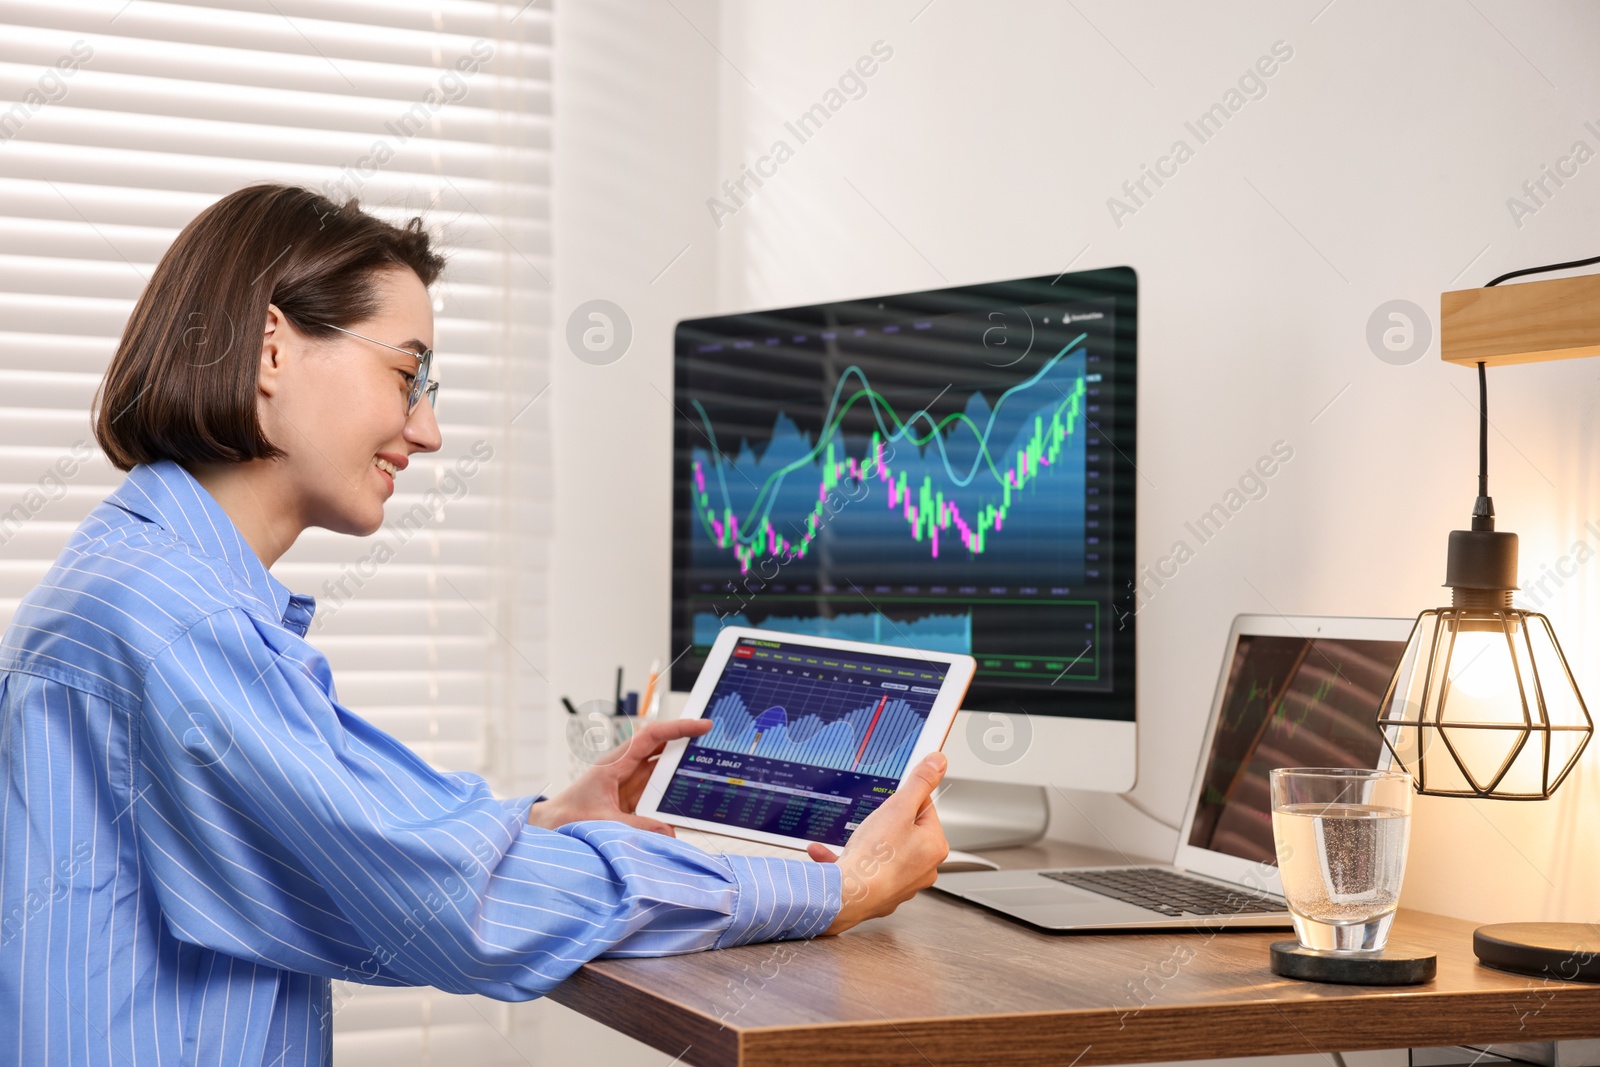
xmin=0 ymin=185 xmax=949 ymax=1066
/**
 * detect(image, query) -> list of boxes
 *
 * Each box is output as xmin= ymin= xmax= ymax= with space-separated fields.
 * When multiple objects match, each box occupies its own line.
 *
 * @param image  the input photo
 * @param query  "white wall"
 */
xmin=551 ymin=0 xmax=1600 ymax=956
xmin=547 ymin=0 xmax=720 ymax=736
xmin=528 ymin=1 xmax=724 ymax=1059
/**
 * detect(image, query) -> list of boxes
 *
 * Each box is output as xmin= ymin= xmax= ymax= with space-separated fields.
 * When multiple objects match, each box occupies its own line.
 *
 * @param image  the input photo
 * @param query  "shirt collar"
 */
xmin=105 ymin=460 xmax=317 ymax=637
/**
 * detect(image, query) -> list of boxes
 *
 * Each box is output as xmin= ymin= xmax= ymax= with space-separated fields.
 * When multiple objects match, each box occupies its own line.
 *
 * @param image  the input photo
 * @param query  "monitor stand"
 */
xmin=934 ymin=777 xmax=1049 ymax=851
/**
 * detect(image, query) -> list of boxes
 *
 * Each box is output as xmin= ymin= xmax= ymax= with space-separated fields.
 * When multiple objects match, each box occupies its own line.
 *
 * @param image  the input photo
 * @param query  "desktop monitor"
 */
xmin=670 ymin=268 xmax=1138 ymax=792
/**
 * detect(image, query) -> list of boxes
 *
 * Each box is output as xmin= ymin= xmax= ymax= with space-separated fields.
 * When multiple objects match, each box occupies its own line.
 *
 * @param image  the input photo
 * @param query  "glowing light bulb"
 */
xmin=1445 ymin=629 xmax=1518 ymax=702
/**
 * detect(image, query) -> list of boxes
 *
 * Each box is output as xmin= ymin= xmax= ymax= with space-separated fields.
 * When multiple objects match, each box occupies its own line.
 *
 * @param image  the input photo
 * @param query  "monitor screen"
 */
xmin=670 ymin=269 xmax=1137 ymax=721
xmin=1186 ymin=635 xmax=1410 ymax=865
xmin=658 ymin=635 xmax=951 ymax=847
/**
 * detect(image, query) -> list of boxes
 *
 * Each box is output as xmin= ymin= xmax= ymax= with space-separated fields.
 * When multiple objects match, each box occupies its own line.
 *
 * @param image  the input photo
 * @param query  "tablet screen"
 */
xmin=659 ymin=635 xmax=950 ymax=847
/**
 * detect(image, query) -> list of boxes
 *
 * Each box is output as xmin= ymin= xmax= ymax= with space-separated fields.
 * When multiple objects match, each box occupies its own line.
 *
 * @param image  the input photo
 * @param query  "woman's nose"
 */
xmin=404 ymin=397 xmax=443 ymax=453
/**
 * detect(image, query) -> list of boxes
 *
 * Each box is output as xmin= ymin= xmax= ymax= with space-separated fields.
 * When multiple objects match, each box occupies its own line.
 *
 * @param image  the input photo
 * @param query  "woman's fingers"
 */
xmin=636 ymin=718 xmax=713 ymax=749
xmin=617 ymin=762 xmax=657 ymax=810
xmin=605 ymin=718 xmax=714 ymax=800
xmin=806 ymin=842 xmax=839 ymax=863
xmin=894 ymin=753 xmax=947 ymax=816
xmin=602 ymin=718 xmax=709 ymax=771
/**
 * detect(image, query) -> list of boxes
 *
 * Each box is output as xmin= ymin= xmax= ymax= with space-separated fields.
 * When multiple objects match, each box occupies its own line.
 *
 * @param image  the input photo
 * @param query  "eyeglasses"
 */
xmin=319 ymin=322 xmax=439 ymax=414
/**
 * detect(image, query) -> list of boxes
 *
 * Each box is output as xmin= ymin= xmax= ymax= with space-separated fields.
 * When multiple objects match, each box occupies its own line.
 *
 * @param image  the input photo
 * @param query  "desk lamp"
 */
xmin=1376 ymin=254 xmax=1600 ymax=981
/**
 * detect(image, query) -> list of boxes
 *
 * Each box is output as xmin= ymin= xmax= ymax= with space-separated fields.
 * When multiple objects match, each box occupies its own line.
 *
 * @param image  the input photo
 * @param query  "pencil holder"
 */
xmin=564 ymin=699 xmax=639 ymax=782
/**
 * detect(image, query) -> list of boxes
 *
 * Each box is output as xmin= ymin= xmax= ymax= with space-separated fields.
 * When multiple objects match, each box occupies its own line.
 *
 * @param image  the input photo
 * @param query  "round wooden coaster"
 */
xmin=1269 ymin=940 xmax=1437 ymax=985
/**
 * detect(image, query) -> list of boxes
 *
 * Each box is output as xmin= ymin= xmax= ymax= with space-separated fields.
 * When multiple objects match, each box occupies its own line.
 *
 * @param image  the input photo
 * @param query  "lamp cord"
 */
xmin=1468 ymin=253 xmax=1600 ymax=528
xmin=1478 ymin=361 xmax=1487 ymax=498
xmin=1484 ymin=251 xmax=1600 ymax=288
xmin=1473 ymin=360 xmax=1493 ymax=531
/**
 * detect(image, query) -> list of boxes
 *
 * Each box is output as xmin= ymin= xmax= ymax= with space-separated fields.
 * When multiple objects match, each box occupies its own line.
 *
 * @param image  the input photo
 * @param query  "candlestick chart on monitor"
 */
xmin=671 ymin=273 xmax=1136 ymax=722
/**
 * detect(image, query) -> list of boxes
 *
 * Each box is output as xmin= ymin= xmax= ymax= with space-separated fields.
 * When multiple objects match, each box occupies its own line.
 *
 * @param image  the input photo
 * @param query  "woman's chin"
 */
xmin=321 ymin=505 xmax=386 ymax=539
xmin=355 ymin=507 xmax=387 ymax=537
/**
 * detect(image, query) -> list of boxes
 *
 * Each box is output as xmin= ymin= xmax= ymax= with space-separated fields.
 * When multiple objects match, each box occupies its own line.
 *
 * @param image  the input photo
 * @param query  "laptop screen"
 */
xmin=1185 ymin=634 xmax=1409 ymax=866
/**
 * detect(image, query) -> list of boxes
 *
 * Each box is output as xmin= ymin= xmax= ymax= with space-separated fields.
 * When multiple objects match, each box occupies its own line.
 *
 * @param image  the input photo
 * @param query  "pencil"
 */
xmin=639 ymin=659 xmax=661 ymax=722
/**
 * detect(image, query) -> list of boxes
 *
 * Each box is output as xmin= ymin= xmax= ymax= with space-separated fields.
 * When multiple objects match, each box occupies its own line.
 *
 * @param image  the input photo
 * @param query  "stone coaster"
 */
xmin=1269 ymin=940 xmax=1437 ymax=985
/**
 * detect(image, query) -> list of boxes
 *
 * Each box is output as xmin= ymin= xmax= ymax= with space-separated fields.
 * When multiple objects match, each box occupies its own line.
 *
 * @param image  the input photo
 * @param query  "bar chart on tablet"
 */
xmin=690 ymin=677 xmax=934 ymax=780
xmin=660 ymin=636 xmax=952 ymax=845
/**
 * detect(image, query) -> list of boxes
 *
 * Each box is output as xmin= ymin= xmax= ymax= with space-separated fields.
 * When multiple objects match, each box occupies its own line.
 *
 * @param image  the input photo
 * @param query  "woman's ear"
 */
xmin=259 ymin=303 xmax=287 ymax=398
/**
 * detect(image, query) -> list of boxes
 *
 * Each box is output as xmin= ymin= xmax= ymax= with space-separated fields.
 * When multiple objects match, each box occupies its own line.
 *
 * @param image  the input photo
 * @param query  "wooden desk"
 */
xmin=548 ymin=840 xmax=1600 ymax=1066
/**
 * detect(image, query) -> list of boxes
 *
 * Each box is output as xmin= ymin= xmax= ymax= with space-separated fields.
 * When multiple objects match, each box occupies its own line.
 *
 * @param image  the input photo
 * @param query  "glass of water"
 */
xmin=1269 ymin=768 xmax=1414 ymax=953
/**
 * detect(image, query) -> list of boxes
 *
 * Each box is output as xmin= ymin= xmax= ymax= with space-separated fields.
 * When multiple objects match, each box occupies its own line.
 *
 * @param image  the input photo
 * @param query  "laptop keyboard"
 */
xmin=1040 ymin=867 xmax=1285 ymax=917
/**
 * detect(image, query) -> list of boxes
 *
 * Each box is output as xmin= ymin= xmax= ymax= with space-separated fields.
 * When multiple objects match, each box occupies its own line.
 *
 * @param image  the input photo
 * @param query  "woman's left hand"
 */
xmin=526 ymin=718 xmax=712 ymax=835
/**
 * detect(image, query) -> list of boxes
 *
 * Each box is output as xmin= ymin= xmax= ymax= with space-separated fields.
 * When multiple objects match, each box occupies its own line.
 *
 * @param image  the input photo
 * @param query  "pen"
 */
xmin=614 ymin=666 xmax=623 ymax=718
xmin=561 ymin=696 xmax=579 ymax=716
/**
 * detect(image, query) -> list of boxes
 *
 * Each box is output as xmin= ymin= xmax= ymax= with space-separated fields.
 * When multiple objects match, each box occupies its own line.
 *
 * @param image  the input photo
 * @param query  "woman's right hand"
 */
xmin=807 ymin=752 xmax=950 ymax=935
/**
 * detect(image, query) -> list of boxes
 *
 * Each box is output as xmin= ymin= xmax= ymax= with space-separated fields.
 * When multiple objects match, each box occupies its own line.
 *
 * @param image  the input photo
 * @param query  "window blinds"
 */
xmin=0 ymin=1 xmax=551 ymax=1059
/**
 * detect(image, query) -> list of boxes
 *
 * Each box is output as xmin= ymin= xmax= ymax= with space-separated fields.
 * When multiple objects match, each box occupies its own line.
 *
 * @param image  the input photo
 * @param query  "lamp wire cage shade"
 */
xmin=1377 ymin=607 xmax=1593 ymax=799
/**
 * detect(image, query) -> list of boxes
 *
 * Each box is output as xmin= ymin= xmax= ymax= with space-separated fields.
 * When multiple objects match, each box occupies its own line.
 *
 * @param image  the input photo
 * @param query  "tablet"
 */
xmin=637 ymin=628 xmax=977 ymax=850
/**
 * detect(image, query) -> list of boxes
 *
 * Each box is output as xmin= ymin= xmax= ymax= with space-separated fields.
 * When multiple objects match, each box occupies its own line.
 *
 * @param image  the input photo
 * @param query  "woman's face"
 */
xmin=261 ymin=267 xmax=441 ymax=537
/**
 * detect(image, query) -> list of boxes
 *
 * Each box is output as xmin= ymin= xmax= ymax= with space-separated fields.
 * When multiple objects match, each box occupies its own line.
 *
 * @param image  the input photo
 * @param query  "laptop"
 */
xmin=933 ymin=614 xmax=1416 ymax=932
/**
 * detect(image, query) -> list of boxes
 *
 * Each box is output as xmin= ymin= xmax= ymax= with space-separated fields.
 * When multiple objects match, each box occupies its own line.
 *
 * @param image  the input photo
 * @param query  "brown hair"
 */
xmin=94 ymin=183 xmax=445 ymax=471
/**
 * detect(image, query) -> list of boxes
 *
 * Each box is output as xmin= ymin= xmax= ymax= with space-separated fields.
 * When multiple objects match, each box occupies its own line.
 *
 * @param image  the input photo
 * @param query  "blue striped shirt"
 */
xmin=0 ymin=460 xmax=840 ymax=1066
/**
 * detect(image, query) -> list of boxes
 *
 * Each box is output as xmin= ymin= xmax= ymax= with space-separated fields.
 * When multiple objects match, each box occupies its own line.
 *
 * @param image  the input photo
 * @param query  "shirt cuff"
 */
xmin=500 ymin=793 xmax=545 ymax=821
xmin=714 ymin=855 xmax=842 ymax=949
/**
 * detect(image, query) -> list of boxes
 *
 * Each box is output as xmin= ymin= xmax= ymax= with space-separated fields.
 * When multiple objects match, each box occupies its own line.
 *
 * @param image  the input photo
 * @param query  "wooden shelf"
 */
xmin=1441 ymin=272 xmax=1600 ymax=367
